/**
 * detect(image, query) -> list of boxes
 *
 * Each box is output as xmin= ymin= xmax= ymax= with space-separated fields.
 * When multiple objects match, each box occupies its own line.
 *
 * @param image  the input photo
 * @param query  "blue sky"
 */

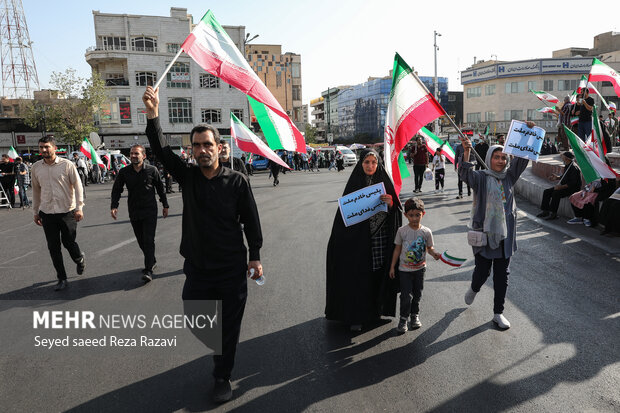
xmin=23 ymin=0 xmax=620 ymax=106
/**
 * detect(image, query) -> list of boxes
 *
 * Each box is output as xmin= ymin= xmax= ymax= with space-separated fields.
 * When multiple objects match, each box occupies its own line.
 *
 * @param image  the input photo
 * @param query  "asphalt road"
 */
xmin=0 ymin=166 xmax=618 ymax=413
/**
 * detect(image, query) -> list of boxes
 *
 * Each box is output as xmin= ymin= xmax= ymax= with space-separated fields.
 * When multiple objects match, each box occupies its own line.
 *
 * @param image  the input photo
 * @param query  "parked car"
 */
xmin=336 ymin=146 xmax=358 ymax=166
xmin=248 ymin=154 xmax=269 ymax=171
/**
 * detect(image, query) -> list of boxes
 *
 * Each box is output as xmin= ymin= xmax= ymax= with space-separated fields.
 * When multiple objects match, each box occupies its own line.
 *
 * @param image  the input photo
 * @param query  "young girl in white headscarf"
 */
xmin=458 ymin=137 xmax=529 ymax=329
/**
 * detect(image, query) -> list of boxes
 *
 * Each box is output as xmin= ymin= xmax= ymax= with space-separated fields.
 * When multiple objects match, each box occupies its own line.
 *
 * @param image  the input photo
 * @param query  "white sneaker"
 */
xmin=464 ymin=287 xmax=477 ymax=305
xmin=493 ymin=313 xmax=511 ymax=329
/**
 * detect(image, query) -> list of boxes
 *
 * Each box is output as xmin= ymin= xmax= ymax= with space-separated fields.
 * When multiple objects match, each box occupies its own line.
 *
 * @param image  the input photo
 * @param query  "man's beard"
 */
xmin=198 ymin=155 xmax=215 ymax=168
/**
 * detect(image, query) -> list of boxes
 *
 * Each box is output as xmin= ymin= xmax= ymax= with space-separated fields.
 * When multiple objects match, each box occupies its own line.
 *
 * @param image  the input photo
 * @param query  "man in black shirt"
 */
xmin=111 ymin=144 xmax=168 ymax=282
xmin=219 ymin=140 xmax=249 ymax=178
xmin=575 ymin=89 xmax=595 ymax=140
xmin=537 ymin=152 xmax=582 ymax=220
xmin=142 ymin=86 xmax=263 ymax=403
xmin=0 ymin=154 xmax=16 ymax=206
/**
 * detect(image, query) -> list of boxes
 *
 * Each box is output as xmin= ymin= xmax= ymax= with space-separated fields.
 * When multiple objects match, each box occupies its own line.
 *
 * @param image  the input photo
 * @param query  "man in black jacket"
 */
xmin=142 ymin=86 xmax=263 ymax=404
xmin=110 ymin=144 xmax=169 ymax=282
xmin=537 ymin=152 xmax=582 ymax=220
xmin=219 ymin=140 xmax=249 ymax=178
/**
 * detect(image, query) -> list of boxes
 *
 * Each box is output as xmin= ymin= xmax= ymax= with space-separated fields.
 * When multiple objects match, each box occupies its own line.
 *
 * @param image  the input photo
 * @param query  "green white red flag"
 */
xmin=398 ymin=151 xmax=410 ymax=180
xmin=440 ymin=251 xmax=466 ymax=267
xmin=588 ymin=58 xmax=620 ymax=97
xmin=564 ymin=126 xmax=618 ymax=183
xmin=591 ymin=104 xmax=607 ymax=157
xmin=570 ymin=116 xmax=579 ymax=126
xmin=7 ymin=146 xmax=18 ymax=161
xmin=248 ymin=96 xmax=305 ymax=152
xmin=230 ymin=113 xmax=290 ymax=170
xmin=384 ymin=53 xmax=446 ymax=196
xmin=530 ymin=90 xmax=559 ymax=104
xmin=181 ymin=10 xmax=305 ymax=152
xmin=80 ymin=137 xmax=104 ymax=167
xmin=537 ymin=106 xmax=556 ymax=114
xmin=418 ymin=126 xmax=455 ymax=164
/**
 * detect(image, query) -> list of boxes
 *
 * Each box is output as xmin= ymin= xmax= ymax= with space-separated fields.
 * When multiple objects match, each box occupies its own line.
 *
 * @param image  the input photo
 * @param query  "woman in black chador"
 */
xmin=325 ymin=149 xmax=402 ymax=331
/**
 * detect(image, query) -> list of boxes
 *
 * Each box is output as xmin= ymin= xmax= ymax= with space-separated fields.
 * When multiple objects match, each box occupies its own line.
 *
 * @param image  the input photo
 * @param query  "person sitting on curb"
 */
xmin=537 ymin=152 xmax=581 ymax=220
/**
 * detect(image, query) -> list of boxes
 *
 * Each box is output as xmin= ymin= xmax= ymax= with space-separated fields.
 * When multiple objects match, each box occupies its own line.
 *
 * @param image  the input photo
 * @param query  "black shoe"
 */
xmin=141 ymin=270 xmax=153 ymax=283
xmin=76 ymin=253 xmax=85 ymax=275
xmin=536 ymin=211 xmax=550 ymax=218
xmin=54 ymin=280 xmax=68 ymax=291
xmin=544 ymin=213 xmax=558 ymax=220
xmin=456 ymin=194 xmax=463 ymax=199
xmin=213 ymin=378 xmax=232 ymax=403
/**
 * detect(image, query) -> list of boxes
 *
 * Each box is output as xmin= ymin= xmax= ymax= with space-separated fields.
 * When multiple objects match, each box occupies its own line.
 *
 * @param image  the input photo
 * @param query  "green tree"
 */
xmin=22 ymin=69 xmax=107 ymax=146
xmin=304 ymin=123 xmax=317 ymax=144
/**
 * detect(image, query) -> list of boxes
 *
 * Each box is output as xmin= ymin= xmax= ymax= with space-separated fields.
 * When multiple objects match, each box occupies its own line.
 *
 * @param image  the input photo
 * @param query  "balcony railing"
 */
xmin=105 ymin=79 xmax=129 ymax=87
xmin=86 ymin=45 xmax=128 ymax=52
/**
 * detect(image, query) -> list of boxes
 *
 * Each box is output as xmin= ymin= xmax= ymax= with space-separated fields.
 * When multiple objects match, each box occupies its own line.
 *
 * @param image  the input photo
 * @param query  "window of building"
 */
xmin=199 ymin=73 xmax=220 ymax=89
xmin=166 ymin=62 xmax=190 ymax=88
xmin=485 ymin=111 xmax=496 ymax=121
xmin=168 ymin=98 xmax=192 ymax=123
xmin=131 ymin=36 xmax=157 ymax=52
xmin=201 ymin=109 xmax=221 ymax=124
xmin=466 ymin=112 xmax=481 ymax=123
xmin=231 ymin=109 xmax=243 ymax=120
xmin=504 ymin=110 xmax=523 ymax=121
xmin=558 ymin=79 xmax=578 ymax=91
xmin=485 ymin=84 xmax=496 ymax=96
xmin=167 ymin=43 xmax=180 ymax=53
xmin=105 ymin=73 xmax=128 ymax=87
xmin=276 ymin=72 xmax=282 ymax=87
xmin=448 ymin=94 xmax=456 ymax=102
xmin=543 ymin=80 xmax=554 ymax=91
xmin=96 ymin=96 xmax=131 ymax=125
xmin=467 ymin=87 xmax=481 ymax=98
xmin=137 ymin=108 xmax=147 ymax=125
xmin=135 ymin=71 xmax=157 ymax=87
xmin=528 ymin=81 xmax=537 ymax=91
xmin=505 ymin=82 xmax=524 ymax=94
xmin=292 ymin=85 xmax=301 ymax=101
xmin=100 ymin=36 xmax=126 ymax=50
xmin=291 ymin=62 xmax=301 ymax=78
xmin=119 ymin=97 xmax=131 ymax=124
xmin=527 ymin=109 xmax=537 ymax=121
xmin=542 ymin=112 xmax=554 ymax=120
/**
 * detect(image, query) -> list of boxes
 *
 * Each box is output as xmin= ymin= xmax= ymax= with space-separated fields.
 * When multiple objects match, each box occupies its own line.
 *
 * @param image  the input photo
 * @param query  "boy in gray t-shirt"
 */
xmin=389 ymin=198 xmax=440 ymax=333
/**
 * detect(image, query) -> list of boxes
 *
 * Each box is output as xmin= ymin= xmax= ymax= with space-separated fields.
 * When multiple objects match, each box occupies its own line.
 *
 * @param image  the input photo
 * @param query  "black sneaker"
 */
xmin=141 ymin=270 xmax=153 ymax=283
xmin=54 ymin=280 xmax=68 ymax=291
xmin=213 ymin=378 xmax=232 ymax=403
xmin=408 ymin=314 xmax=422 ymax=330
xmin=544 ymin=213 xmax=558 ymax=220
xmin=76 ymin=253 xmax=85 ymax=275
xmin=536 ymin=211 xmax=550 ymax=218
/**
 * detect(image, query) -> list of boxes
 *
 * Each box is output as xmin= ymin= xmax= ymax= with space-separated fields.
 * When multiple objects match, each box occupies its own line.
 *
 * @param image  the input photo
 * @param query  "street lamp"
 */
xmin=434 ymin=30 xmax=441 ymax=134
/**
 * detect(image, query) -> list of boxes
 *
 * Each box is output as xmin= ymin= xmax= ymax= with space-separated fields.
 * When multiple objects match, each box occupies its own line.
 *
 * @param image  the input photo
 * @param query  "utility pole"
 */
xmin=433 ymin=30 xmax=441 ymax=135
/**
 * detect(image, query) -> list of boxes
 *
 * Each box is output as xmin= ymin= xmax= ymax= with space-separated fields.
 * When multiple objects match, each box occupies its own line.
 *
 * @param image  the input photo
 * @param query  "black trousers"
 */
xmin=471 ymin=253 xmax=510 ymax=314
xmin=1 ymin=179 xmax=15 ymax=206
xmin=435 ymin=168 xmax=444 ymax=190
xmin=540 ymin=187 xmax=573 ymax=214
xmin=40 ymin=210 xmax=83 ymax=280
xmin=458 ymin=175 xmax=471 ymax=195
xmin=182 ymin=260 xmax=247 ymax=380
xmin=130 ymin=215 xmax=157 ymax=271
xmin=399 ymin=268 xmax=425 ymax=317
xmin=413 ymin=164 xmax=425 ymax=190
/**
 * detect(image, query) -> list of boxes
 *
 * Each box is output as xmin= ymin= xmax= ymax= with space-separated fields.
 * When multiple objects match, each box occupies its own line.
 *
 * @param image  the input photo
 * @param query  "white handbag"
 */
xmin=467 ymin=230 xmax=487 ymax=247
xmin=424 ymin=168 xmax=433 ymax=181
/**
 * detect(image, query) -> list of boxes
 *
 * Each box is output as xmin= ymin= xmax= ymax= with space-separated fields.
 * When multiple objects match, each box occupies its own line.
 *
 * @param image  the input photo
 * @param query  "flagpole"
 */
xmin=410 ymin=70 xmax=488 ymax=168
xmin=153 ymin=48 xmax=184 ymax=90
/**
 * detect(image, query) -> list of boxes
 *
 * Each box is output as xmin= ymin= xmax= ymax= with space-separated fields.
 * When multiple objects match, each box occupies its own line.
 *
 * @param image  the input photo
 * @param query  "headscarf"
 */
xmin=480 ymin=145 xmax=508 ymax=249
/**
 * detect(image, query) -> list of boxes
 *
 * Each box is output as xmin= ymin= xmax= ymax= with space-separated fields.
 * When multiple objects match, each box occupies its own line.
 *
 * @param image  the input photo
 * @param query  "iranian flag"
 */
xmin=398 ymin=151 xmax=410 ymax=180
xmin=483 ymin=125 xmax=490 ymax=136
xmin=80 ymin=138 xmax=104 ymax=167
xmin=181 ymin=10 xmax=305 ymax=152
xmin=230 ymin=113 xmax=290 ymax=170
xmin=248 ymin=97 xmax=305 ymax=152
xmin=418 ymin=126 xmax=455 ymax=164
xmin=588 ymin=58 xmax=620 ymax=97
xmin=530 ymin=90 xmax=559 ymax=104
xmin=537 ymin=106 xmax=557 ymax=114
xmin=564 ymin=126 xmax=618 ymax=183
xmin=591 ymin=104 xmax=607 ymax=157
xmin=384 ymin=53 xmax=446 ymax=196
xmin=440 ymin=251 xmax=466 ymax=267
xmin=7 ymin=146 xmax=18 ymax=162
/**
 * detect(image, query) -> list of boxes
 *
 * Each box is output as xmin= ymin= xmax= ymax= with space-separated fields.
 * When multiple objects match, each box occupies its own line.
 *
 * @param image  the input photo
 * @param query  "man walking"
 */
xmin=411 ymin=136 xmax=428 ymax=193
xmin=73 ymin=153 xmax=88 ymax=197
xmin=454 ymin=141 xmax=471 ymax=198
xmin=31 ymin=136 xmax=85 ymax=291
xmin=110 ymin=144 xmax=169 ymax=283
xmin=14 ymin=157 xmax=30 ymax=208
xmin=143 ymin=86 xmax=263 ymax=403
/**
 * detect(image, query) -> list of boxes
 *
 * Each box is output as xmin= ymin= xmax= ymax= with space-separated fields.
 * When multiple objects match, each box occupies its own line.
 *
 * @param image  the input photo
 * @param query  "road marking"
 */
xmin=603 ymin=312 xmax=620 ymax=320
xmin=94 ymin=237 xmax=136 ymax=258
xmin=0 ymin=251 xmax=36 ymax=266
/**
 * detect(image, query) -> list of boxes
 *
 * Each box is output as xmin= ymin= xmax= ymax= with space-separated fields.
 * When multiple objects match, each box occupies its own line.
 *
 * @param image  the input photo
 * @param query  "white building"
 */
xmin=85 ymin=8 xmax=249 ymax=149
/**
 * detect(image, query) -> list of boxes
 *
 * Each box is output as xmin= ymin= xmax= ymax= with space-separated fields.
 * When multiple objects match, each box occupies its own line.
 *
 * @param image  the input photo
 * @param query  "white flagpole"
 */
xmin=153 ymin=48 xmax=184 ymax=90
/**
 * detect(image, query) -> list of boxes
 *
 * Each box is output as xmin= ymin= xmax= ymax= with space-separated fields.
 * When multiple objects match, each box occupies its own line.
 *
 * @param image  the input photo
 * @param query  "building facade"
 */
xmin=461 ymin=32 xmax=620 ymax=138
xmin=246 ymin=44 xmax=303 ymax=131
xmin=85 ymin=8 xmax=249 ymax=149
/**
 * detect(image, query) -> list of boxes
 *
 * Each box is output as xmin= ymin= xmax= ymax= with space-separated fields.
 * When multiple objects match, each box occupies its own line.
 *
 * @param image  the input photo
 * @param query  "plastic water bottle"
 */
xmin=248 ymin=268 xmax=265 ymax=285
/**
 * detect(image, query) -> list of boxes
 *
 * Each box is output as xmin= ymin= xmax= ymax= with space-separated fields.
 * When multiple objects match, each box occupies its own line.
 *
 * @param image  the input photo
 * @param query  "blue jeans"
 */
xmin=577 ymin=120 xmax=592 ymax=140
xmin=17 ymin=182 xmax=29 ymax=206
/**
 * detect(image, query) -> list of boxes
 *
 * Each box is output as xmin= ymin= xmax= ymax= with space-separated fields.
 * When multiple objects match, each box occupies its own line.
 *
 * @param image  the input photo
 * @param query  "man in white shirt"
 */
xmin=32 ymin=136 xmax=86 ymax=291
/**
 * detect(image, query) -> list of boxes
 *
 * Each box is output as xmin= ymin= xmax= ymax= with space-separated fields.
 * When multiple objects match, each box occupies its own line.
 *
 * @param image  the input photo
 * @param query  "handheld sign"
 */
xmin=338 ymin=183 xmax=387 ymax=227
xmin=503 ymin=120 xmax=546 ymax=161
